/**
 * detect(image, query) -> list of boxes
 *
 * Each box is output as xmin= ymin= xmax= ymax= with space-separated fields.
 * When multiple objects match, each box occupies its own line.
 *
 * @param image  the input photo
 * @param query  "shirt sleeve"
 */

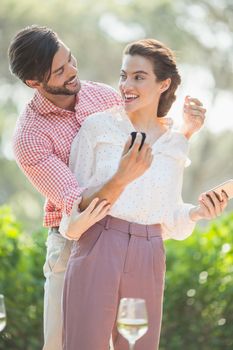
xmin=13 ymin=129 xmax=85 ymax=215
xmin=94 ymin=82 xmax=123 ymax=108
xmin=59 ymin=126 xmax=95 ymax=238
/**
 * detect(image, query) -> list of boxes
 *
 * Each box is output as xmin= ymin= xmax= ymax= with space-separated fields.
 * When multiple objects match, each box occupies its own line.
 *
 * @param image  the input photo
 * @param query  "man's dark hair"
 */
xmin=8 ymin=25 xmax=60 ymax=84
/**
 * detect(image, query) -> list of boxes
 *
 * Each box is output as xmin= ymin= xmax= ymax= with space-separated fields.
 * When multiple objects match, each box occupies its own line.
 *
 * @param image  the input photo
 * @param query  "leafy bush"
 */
xmin=160 ymin=212 xmax=233 ymax=349
xmin=0 ymin=206 xmax=233 ymax=349
xmin=0 ymin=206 xmax=46 ymax=350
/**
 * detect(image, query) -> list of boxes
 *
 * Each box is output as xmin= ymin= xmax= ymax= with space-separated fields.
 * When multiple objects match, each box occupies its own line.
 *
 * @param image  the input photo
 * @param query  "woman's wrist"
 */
xmin=181 ymin=126 xmax=192 ymax=140
xmin=189 ymin=206 xmax=202 ymax=222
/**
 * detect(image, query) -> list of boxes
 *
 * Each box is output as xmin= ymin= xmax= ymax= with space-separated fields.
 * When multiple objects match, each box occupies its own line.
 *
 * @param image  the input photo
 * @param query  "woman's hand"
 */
xmin=113 ymin=133 xmax=153 ymax=187
xmin=66 ymin=198 xmax=111 ymax=240
xmin=181 ymin=96 xmax=206 ymax=139
xmin=79 ymin=134 xmax=153 ymax=212
xmin=189 ymin=190 xmax=228 ymax=222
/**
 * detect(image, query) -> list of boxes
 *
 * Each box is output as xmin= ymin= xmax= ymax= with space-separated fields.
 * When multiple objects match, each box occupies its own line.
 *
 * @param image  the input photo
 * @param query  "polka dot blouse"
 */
xmin=60 ymin=106 xmax=196 ymax=240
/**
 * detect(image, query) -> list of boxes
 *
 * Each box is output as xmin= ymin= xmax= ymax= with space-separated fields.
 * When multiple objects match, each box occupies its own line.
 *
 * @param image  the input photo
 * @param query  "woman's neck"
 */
xmin=128 ymin=110 xmax=164 ymax=133
xmin=127 ymin=110 xmax=168 ymax=145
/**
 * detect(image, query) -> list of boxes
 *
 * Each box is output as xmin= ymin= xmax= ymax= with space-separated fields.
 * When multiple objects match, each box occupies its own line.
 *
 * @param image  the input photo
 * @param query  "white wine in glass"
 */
xmin=0 ymin=295 xmax=6 ymax=332
xmin=117 ymin=298 xmax=148 ymax=350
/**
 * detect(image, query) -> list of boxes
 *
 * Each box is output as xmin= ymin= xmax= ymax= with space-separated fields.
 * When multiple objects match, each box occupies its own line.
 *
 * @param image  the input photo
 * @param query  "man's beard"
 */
xmin=42 ymin=76 xmax=81 ymax=96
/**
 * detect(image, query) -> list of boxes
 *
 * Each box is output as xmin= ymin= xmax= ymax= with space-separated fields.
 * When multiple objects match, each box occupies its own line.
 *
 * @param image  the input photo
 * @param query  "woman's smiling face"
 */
xmin=119 ymin=54 xmax=167 ymax=118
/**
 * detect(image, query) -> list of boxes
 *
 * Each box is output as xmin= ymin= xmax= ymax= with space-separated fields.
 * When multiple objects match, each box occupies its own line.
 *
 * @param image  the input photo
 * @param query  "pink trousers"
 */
xmin=62 ymin=215 xmax=166 ymax=350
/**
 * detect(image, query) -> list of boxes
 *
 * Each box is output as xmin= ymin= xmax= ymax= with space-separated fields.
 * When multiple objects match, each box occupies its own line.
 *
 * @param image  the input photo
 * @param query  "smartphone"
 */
xmin=208 ymin=179 xmax=233 ymax=200
xmin=129 ymin=132 xmax=146 ymax=151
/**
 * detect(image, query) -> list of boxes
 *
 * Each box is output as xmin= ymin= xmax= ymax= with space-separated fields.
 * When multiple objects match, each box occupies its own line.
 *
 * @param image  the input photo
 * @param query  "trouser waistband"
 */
xmin=48 ymin=226 xmax=60 ymax=235
xmin=97 ymin=215 xmax=162 ymax=240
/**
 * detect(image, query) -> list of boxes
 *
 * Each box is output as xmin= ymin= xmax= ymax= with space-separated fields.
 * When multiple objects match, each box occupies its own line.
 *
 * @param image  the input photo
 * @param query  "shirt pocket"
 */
xmin=150 ymin=236 xmax=166 ymax=294
xmin=70 ymin=224 xmax=104 ymax=262
xmin=43 ymin=233 xmax=71 ymax=276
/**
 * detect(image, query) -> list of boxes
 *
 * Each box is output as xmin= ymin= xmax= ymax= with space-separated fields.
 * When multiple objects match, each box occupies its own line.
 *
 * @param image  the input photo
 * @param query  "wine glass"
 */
xmin=117 ymin=298 xmax=148 ymax=350
xmin=0 ymin=295 xmax=6 ymax=332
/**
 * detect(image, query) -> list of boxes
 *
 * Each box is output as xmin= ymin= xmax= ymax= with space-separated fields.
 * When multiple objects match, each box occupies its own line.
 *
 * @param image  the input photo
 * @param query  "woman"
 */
xmin=61 ymin=39 xmax=228 ymax=350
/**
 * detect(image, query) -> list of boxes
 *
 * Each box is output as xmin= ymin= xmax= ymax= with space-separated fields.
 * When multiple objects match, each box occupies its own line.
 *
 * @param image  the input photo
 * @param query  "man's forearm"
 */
xmin=79 ymin=175 xmax=126 ymax=211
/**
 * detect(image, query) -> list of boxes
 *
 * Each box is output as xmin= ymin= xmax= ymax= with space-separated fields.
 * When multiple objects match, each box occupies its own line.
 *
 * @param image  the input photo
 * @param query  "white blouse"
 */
xmin=60 ymin=106 xmax=196 ymax=240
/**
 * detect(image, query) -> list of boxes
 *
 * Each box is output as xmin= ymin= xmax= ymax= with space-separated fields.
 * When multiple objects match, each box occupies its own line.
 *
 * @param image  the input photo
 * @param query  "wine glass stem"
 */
xmin=129 ymin=342 xmax=135 ymax=350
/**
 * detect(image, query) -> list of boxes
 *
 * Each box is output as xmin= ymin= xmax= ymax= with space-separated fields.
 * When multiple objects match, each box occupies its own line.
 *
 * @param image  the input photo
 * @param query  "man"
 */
xmin=8 ymin=25 xmax=206 ymax=350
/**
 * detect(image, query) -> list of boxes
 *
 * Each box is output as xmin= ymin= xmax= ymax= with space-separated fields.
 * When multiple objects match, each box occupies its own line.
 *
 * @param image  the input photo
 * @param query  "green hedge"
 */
xmin=0 ymin=206 xmax=232 ymax=349
xmin=0 ymin=206 xmax=45 ymax=350
xmin=160 ymin=212 xmax=233 ymax=349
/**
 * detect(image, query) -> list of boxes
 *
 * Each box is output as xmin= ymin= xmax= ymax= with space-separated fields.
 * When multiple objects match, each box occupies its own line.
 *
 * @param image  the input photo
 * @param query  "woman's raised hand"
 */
xmin=181 ymin=96 xmax=206 ymax=139
xmin=114 ymin=133 xmax=153 ymax=186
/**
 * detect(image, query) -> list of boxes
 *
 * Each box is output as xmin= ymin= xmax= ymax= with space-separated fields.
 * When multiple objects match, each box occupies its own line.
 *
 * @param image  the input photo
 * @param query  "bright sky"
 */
xmin=169 ymin=64 xmax=233 ymax=133
xmin=99 ymin=13 xmax=233 ymax=134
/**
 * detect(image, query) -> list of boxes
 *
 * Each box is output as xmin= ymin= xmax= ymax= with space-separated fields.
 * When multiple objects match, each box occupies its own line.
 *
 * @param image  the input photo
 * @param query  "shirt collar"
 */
xmin=109 ymin=105 xmax=173 ymax=133
xmin=31 ymin=90 xmax=76 ymax=117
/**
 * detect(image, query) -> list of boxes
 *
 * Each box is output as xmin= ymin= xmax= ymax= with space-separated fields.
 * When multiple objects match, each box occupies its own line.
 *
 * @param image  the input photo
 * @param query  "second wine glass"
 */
xmin=117 ymin=298 xmax=148 ymax=350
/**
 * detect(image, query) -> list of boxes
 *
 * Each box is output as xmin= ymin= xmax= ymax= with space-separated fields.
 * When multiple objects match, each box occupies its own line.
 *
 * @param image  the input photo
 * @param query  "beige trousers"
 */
xmin=42 ymin=231 xmax=72 ymax=350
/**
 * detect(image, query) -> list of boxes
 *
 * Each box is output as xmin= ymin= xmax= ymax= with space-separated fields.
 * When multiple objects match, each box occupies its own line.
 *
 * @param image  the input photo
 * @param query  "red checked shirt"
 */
xmin=13 ymin=81 xmax=123 ymax=227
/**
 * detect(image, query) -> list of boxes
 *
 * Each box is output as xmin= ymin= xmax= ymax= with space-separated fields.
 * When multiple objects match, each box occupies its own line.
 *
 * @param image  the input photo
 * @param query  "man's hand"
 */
xmin=181 ymin=96 xmax=206 ymax=139
xmin=112 ymin=133 xmax=153 ymax=187
xmin=189 ymin=190 xmax=228 ymax=222
xmin=66 ymin=198 xmax=111 ymax=240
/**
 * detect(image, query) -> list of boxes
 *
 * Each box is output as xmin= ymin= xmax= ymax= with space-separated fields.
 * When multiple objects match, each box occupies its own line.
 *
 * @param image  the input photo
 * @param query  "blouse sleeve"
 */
xmin=162 ymin=202 xmax=196 ymax=241
xmin=161 ymin=132 xmax=196 ymax=240
xmin=59 ymin=126 xmax=95 ymax=239
xmin=69 ymin=127 xmax=94 ymax=186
